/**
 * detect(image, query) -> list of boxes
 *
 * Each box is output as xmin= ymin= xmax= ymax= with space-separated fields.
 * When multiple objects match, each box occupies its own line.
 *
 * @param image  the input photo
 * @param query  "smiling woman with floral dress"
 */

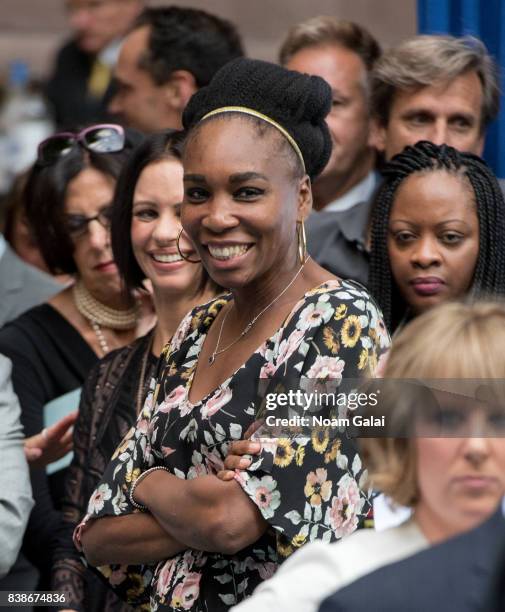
xmin=77 ymin=58 xmax=390 ymax=611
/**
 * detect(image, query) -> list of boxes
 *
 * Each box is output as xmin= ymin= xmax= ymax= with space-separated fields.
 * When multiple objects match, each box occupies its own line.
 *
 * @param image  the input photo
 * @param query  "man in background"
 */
xmin=278 ymin=17 xmax=381 ymax=283
xmin=0 ymin=232 xmax=61 ymax=327
xmin=372 ymin=35 xmax=499 ymax=160
xmin=309 ymin=34 xmax=500 ymax=284
xmin=108 ymin=6 xmax=244 ymax=132
xmin=280 ymin=17 xmax=381 ymax=213
xmin=46 ymin=0 xmax=144 ymax=127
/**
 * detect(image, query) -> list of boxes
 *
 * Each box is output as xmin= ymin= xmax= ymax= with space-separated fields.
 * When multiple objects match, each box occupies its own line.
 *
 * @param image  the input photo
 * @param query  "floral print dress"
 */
xmin=77 ymin=280 xmax=390 ymax=611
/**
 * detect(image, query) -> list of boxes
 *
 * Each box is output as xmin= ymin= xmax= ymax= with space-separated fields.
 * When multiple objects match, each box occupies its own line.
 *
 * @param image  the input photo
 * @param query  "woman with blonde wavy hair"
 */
xmin=231 ymin=299 xmax=505 ymax=612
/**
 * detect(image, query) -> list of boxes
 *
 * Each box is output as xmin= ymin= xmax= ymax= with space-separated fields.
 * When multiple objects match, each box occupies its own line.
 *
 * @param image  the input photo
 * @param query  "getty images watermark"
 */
xmin=254 ymin=378 xmax=505 ymax=438
xmin=264 ymin=388 xmax=384 ymax=429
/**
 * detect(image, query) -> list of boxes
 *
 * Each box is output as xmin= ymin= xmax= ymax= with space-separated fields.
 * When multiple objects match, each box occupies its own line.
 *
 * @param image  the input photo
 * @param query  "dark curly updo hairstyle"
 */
xmin=368 ymin=140 xmax=505 ymax=332
xmin=111 ymin=130 xmax=220 ymax=296
xmin=182 ymin=57 xmax=333 ymax=181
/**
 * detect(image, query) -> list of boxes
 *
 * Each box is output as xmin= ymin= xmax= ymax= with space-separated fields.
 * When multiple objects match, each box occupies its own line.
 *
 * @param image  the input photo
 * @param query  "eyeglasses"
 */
xmin=65 ymin=206 xmax=114 ymax=238
xmin=37 ymin=124 xmax=125 ymax=166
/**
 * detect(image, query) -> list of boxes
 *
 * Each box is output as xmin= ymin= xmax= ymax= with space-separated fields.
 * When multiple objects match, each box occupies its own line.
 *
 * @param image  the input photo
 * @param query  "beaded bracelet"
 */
xmin=129 ymin=466 xmax=171 ymax=511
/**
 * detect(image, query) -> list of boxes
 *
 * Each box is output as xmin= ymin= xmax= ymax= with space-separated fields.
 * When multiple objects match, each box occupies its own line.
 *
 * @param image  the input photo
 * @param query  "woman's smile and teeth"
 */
xmin=206 ymin=242 xmax=253 ymax=262
xmin=149 ymin=249 xmax=188 ymax=269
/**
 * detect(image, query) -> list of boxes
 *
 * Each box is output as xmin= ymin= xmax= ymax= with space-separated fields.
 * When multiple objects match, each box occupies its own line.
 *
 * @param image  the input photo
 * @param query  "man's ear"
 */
xmin=297 ymin=175 xmax=313 ymax=221
xmin=370 ymin=116 xmax=387 ymax=153
xmin=163 ymin=70 xmax=198 ymax=113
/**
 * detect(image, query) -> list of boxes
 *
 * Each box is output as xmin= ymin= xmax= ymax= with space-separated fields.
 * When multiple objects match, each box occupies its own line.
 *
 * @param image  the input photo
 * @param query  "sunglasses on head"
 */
xmin=37 ymin=124 xmax=125 ymax=165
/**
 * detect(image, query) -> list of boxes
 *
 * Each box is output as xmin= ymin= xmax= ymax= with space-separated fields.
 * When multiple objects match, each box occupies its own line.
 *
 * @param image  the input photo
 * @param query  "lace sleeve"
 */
xmin=51 ymin=341 xmax=145 ymax=612
xmin=51 ymin=359 xmax=100 ymax=611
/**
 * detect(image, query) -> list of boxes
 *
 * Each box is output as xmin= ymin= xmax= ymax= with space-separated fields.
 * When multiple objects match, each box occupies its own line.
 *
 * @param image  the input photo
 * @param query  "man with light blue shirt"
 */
xmin=279 ymin=17 xmax=381 ymax=283
xmin=280 ymin=17 xmax=381 ymax=214
xmin=0 ymin=233 xmax=62 ymax=327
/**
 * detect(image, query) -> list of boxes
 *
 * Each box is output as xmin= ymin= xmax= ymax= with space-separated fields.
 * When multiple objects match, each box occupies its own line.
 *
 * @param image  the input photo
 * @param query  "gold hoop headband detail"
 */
xmin=200 ymin=106 xmax=306 ymax=174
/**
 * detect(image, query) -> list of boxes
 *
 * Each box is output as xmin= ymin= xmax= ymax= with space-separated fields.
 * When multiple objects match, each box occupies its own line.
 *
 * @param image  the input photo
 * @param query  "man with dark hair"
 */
xmin=108 ymin=6 xmax=244 ymax=132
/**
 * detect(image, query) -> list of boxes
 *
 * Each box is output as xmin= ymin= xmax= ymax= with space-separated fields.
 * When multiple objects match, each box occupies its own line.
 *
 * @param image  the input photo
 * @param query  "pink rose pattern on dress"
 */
xmin=327 ymin=473 xmax=366 ymax=538
xmin=81 ymin=283 xmax=389 ymax=610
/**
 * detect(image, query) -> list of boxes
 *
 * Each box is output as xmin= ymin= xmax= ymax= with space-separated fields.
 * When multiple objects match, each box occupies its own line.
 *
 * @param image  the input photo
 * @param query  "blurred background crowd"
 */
xmin=1 ymin=1 xmax=505 ymax=612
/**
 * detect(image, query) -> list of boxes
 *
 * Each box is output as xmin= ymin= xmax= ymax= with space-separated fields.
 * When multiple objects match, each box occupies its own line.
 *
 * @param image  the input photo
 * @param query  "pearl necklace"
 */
xmin=209 ymin=256 xmax=310 ymax=365
xmin=73 ymin=280 xmax=139 ymax=356
xmin=89 ymin=319 xmax=110 ymax=355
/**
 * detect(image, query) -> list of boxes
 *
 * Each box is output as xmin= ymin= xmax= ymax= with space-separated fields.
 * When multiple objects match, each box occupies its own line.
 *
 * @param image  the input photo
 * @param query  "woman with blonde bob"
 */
xmin=231 ymin=300 xmax=505 ymax=612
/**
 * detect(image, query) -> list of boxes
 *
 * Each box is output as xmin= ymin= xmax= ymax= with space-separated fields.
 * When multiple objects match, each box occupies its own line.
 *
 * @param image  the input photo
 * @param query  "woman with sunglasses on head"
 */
xmin=0 ymin=124 xmax=151 ymax=596
xmin=51 ymin=130 xmax=219 ymax=612
xmin=77 ymin=58 xmax=390 ymax=612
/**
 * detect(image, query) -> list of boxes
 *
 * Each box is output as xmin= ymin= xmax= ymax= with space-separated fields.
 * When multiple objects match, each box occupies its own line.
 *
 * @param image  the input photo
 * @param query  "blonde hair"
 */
xmin=372 ymin=35 xmax=500 ymax=133
xmin=362 ymin=300 xmax=505 ymax=506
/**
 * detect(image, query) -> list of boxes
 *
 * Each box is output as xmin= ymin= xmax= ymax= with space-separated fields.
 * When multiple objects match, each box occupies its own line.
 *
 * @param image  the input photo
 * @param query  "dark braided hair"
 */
xmin=368 ymin=140 xmax=505 ymax=332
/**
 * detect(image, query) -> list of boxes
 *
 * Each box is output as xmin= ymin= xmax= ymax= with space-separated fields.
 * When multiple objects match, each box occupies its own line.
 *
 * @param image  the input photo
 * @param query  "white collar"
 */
xmin=98 ymin=39 xmax=122 ymax=67
xmin=323 ymin=170 xmax=379 ymax=213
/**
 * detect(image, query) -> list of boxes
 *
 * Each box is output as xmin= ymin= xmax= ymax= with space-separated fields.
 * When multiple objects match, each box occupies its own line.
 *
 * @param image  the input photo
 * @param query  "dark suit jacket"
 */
xmin=306 ymin=198 xmax=373 ymax=287
xmin=45 ymin=39 xmax=114 ymax=128
xmin=319 ymin=508 xmax=505 ymax=612
xmin=306 ymin=178 xmax=505 ymax=289
xmin=485 ymin=535 xmax=505 ymax=612
xmin=0 ymin=241 xmax=61 ymax=327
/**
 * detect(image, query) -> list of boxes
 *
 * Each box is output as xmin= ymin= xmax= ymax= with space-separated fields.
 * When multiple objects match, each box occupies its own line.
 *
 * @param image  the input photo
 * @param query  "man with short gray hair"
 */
xmin=372 ymin=34 xmax=500 ymax=159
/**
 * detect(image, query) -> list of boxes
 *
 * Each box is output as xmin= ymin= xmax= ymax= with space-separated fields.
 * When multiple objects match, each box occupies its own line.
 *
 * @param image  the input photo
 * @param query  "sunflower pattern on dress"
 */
xmin=76 ymin=280 xmax=390 ymax=611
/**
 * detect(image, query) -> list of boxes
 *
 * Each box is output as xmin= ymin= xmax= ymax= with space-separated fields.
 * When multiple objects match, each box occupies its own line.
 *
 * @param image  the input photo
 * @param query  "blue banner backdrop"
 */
xmin=417 ymin=0 xmax=505 ymax=177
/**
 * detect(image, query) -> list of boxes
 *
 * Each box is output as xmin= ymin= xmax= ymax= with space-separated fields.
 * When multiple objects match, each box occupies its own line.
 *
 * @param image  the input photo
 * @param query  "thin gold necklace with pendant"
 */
xmin=208 ymin=256 xmax=310 ymax=365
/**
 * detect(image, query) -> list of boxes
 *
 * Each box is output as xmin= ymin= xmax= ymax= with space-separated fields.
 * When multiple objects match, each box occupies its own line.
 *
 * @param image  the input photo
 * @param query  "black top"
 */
xmin=0 ymin=304 xmax=98 ymax=583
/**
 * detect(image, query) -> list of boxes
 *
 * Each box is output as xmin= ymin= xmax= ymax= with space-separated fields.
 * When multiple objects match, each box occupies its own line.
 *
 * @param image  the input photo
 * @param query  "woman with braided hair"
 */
xmin=368 ymin=140 xmax=505 ymax=333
